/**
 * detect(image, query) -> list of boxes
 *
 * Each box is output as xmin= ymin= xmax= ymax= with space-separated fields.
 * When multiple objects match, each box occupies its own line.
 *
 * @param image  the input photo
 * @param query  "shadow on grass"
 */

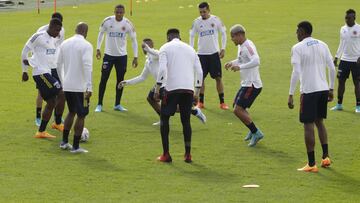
xmin=169 ymin=161 xmax=240 ymax=183
xmin=318 ymin=167 xmax=360 ymax=195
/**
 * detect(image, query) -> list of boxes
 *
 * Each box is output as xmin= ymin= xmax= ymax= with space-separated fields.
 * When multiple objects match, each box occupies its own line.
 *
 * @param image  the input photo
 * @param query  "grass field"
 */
xmin=0 ymin=0 xmax=360 ymax=202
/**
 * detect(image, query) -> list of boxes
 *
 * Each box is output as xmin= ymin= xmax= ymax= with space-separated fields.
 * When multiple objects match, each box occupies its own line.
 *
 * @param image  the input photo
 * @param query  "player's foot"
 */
xmin=94 ymin=104 xmax=102 ymax=112
xmin=70 ymin=147 xmax=88 ymax=153
xmin=297 ymin=163 xmax=318 ymax=173
xmin=194 ymin=107 xmax=206 ymax=124
xmin=59 ymin=142 xmax=73 ymax=150
xmin=157 ymin=153 xmax=172 ymax=163
xmin=152 ymin=121 xmax=161 ymax=126
xmin=321 ymin=157 xmax=331 ymax=168
xmin=244 ymin=131 xmax=252 ymax=141
xmin=51 ymin=122 xmax=64 ymax=132
xmin=196 ymin=102 xmax=205 ymax=109
xmin=248 ymin=129 xmax=264 ymax=147
xmin=35 ymin=118 xmax=41 ymax=127
xmin=114 ymin=104 xmax=127 ymax=112
xmin=34 ymin=131 xmax=56 ymax=138
xmin=330 ymin=104 xmax=343 ymax=111
xmin=220 ymin=103 xmax=229 ymax=110
xmin=184 ymin=153 xmax=192 ymax=163
xmin=355 ymin=106 xmax=360 ymax=113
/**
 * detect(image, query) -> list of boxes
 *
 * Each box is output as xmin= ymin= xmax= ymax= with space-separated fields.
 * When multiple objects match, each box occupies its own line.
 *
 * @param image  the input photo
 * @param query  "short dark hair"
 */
xmin=346 ymin=9 xmax=356 ymax=15
xmin=198 ymin=2 xmax=209 ymax=9
xmin=49 ymin=18 xmax=62 ymax=27
xmin=115 ymin=4 xmax=125 ymax=9
xmin=51 ymin=12 xmax=63 ymax=22
xmin=167 ymin=28 xmax=180 ymax=36
xmin=297 ymin=21 xmax=312 ymax=35
xmin=143 ymin=38 xmax=152 ymax=42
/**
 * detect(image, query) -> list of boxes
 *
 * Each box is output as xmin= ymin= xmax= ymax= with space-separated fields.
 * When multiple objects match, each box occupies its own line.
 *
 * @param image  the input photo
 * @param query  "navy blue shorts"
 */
xmin=233 ymin=86 xmax=262 ymax=109
xmin=300 ymin=90 xmax=328 ymax=123
xmin=51 ymin=68 xmax=61 ymax=85
xmin=64 ymin=92 xmax=89 ymax=118
xmin=338 ymin=60 xmax=360 ymax=80
xmin=101 ymin=54 xmax=127 ymax=80
xmin=33 ymin=73 xmax=61 ymax=101
xmin=161 ymin=90 xmax=193 ymax=116
xmin=199 ymin=53 xmax=222 ymax=79
xmin=148 ymin=87 xmax=165 ymax=101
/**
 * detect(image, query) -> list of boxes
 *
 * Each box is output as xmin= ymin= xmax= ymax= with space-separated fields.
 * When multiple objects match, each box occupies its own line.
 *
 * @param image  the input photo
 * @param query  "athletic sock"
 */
xmin=160 ymin=115 xmax=170 ymax=154
xmin=338 ymin=96 xmax=343 ymax=105
xmin=39 ymin=120 xmax=49 ymax=132
xmin=356 ymin=99 xmax=360 ymax=106
xmin=73 ymin=135 xmax=81 ymax=150
xmin=321 ymin=144 xmax=328 ymax=159
xmin=307 ymin=151 xmax=315 ymax=167
xmin=199 ymin=93 xmax=204 ymax=103
xmin=191 ymin=109 xmax=197 ymax=115
xmin=55 ymin=114 xmax=62 ymax=125
xmin=36 ymin=107 xmax=41 ymax=119
xmin=63 ymin=129 xmax=70 ymax=143
xmin=246 ymin=122 xmax=258 ymax=133
xmin=219 ymin=93 xmax=225 ymax=104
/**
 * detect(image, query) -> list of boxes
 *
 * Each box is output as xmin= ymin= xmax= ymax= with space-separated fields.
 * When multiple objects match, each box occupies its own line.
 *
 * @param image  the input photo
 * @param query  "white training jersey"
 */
xmin=126 ymin=45 xmax=163 ymax=87
xmin=291 ymin=37 xmax=335 ymax=94
xmin=37 ymin=24 xmax=65 ymax=47
xmin=157 ymin=38 xmax=203 ymax=92
xmin=21 ymin=31 xmax=57 ymax=75
xmin=189 ymin=15 xmax=226 ymax=55
xmin=57 ymin=34 xmax=93 ymax=92
xmin=231 ymin=39 xmax=262 ymax=88
xmin=97 ymin=16 xmax=138 ymax=57
xmin=335 ymin=23 xmax=360 ymax=62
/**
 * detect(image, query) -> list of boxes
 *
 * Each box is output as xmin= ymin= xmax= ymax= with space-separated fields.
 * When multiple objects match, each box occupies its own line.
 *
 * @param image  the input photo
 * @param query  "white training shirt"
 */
xmin=125 ymin=44 xmax=164 ymax=87
xmin=189 ymin=15 xmax=226 ymax=55
xmin=37 ymin=24 xmax=65 ymax=47
xmin=57 ymin=34 xmax=93 ymax=92
xmin=21 ymin=31 xmax=57 ymax=75
xmin=231 ymin=39 xmax=262 ymax=88
xmin=290 ymin=37 xmax=336 ymax=95
xmin=335 ymin=23 xmax=360 ymax=62
xmin=97 ymin=16 xmax=138 ymax=57
xmin=157 ymin=38 xmax=203 ymax=92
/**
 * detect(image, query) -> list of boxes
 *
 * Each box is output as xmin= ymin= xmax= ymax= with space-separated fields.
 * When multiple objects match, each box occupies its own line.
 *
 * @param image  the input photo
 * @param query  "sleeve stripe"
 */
xmin=246 ymin=44 xmax=255 ymax=56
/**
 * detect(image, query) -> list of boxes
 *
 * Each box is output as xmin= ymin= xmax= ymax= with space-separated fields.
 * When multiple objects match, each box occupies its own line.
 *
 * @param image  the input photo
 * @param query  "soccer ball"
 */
xmin=81 ymin=127 xmax=90 ymax=142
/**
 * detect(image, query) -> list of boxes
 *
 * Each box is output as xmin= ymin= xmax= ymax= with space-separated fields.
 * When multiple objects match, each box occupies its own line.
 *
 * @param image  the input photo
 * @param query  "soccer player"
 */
xmin=34 ymin=12 xmax=66 ymax=129
xmin=118 ymin=38 xmax=206 ymax=125
xmin=189 ymin=2 xmax=229 ymax=110
xmin=331 ymin=9 xmax=360 ymax=113
xmin=95 ymin=4 xmax=138 ymax=112
xmin=225 ymin=25 xmax=264 ymax=147
xmin=21 ymin=18 xmax=63 ymax=138
xmin=155 ymin=29 xmax=203 ymax=163
xmin=57 ymin=22 xmax=93 ymax=153
xmin=288 ymin=21 xmax=335 ymax=172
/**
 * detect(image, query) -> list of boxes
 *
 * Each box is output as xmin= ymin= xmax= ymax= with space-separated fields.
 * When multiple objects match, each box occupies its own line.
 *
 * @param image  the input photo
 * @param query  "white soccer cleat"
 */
xmin=114 ymin=104 xmax=127 ymax=112
xmin=194 ymin=107 xmax=206 ymax=124
xmin=355 ymin=106 xmax=360 ymax=113
xmin=95 ymin=105 xmax=102 ymax=112
xmin=60 ymin=142 xmax=73 ymax=150
xmin=70 ymin=147 xmax=88 ymax=153
xmin=152 ymin=121 xmax=161 ymax=126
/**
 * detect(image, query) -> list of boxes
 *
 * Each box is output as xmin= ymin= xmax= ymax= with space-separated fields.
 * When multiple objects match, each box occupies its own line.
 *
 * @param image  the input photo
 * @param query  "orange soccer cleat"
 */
xmin=297 ymin=163 xmax=318 ymax=173
xmin=220 ymin=103 xmax=229 ymax=110
xmin=34 ymin=131 xmax=56 ymax=139
xmin=321 ymin=157 xmax=331 ymax=168
xmin=196 ymin=102 xmax=205 ymax=109
xmin=51 ymin=123 xmax=64 ymax=132
xmin=157 ymin=153 xmax=172 ymax=163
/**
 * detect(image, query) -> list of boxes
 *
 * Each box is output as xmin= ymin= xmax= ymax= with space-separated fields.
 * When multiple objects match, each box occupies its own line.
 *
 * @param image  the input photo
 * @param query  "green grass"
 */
xmin=0 ymin=0 xmax=360 ymax=202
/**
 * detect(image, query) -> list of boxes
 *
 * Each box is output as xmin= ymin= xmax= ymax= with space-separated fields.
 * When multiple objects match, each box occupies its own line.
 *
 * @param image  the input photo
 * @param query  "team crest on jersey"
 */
xmin=122 ymin=26 xmax=126 ymax=31
xmin=211 ymin=23 xmax=215 ymax=27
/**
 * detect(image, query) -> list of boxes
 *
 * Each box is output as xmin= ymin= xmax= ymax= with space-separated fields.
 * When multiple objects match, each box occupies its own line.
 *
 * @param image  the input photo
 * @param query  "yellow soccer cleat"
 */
xmin=34 ymin=131 xmax=56 ymax=138
xmin=297 ymin=164 xmax=318 ymax=173
xmin=321 ymin=157 xmax=331 ymax=168
xmin=51 ymin=123 xmax=64 ymax=132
